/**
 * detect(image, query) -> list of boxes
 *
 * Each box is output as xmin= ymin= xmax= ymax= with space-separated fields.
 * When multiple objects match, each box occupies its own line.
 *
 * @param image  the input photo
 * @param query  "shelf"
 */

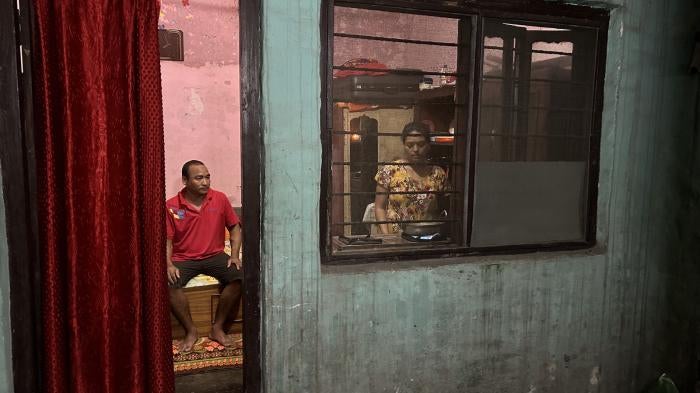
xmin=415 ymin=85 xmax=456 ymax=101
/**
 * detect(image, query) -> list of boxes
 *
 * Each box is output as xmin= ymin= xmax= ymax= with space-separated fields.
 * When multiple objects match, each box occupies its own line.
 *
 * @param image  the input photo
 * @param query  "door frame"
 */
xmin=0 ymin=0 xmax=264 ymax=392
xmin=1 ymin=0 xmax=42 ymax=391
xmin=240 ymin=0 xmax=264 ymax=392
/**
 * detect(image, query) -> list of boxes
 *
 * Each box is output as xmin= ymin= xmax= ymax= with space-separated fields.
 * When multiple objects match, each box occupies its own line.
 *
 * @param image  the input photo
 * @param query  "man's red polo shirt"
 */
xmin=166 ymin=188 xmax=240 ymax=262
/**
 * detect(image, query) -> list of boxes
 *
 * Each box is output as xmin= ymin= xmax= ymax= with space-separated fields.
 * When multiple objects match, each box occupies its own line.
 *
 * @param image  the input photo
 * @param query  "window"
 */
xmin=321 ymin=0 xmax=608 ymax=261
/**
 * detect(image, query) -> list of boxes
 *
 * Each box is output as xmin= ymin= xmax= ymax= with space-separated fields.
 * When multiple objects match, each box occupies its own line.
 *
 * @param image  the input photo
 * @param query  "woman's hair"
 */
xmin=401 ymin=121 xmax=431 ymax=143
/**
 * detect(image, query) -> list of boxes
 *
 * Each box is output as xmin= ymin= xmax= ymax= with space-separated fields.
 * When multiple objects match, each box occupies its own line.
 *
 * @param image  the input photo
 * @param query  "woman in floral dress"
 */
xmin=374 ymin=122 xmax=447 ymax=234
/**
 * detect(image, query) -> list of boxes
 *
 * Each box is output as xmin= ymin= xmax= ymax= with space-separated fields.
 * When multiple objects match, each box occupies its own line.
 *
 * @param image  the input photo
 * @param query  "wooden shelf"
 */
xmin=415 ymin=85 xmax=455 ymax=101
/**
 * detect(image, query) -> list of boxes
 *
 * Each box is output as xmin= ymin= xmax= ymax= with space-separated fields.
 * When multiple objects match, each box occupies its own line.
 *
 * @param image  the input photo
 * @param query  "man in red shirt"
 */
xmin=166 ymin=160 xmax=242 ymax=352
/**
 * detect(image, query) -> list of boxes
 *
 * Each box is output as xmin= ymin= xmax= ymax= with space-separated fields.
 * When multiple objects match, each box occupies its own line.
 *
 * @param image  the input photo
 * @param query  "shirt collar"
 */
xmin=177 ymin=188 xmax=213 ymax=209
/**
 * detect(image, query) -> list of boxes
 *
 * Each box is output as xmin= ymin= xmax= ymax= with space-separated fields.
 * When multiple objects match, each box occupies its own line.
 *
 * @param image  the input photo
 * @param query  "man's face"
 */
xmin=183 ymin=164 xmax=210 ymax=196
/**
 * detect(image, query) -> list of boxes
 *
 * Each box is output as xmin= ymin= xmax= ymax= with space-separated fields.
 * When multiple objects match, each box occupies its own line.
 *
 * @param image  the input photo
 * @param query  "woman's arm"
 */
xmin=374 ymin=184 xmax=390 ymax=234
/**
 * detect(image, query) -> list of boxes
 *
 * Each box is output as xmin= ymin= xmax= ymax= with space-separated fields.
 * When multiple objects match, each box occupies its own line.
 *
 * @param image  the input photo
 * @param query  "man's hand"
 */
xmin=167 ymin=263 xmax=180 ymax=285
xmin=228 ymin=256 xmax=242 ymax=270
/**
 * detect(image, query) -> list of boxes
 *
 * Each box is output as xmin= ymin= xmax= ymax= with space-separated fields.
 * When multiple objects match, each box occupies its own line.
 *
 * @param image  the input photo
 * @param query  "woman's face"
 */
xmin=403 ymin=132 xmax=430 ymax=163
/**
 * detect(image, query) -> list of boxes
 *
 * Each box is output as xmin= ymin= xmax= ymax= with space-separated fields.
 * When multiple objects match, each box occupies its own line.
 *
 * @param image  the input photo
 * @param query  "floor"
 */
xmin=173 ymin=318 xmax=244 ymax=393
xmin=175 ymin=368 xmax=243 ymax=393
xmin=173 ymin=298 xmax=244 ymax=393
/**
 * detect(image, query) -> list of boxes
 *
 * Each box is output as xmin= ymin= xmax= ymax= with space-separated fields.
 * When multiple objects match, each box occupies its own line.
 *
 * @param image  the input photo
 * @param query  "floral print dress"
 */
xmin=374 ymin=159 xmax=448 ymax=233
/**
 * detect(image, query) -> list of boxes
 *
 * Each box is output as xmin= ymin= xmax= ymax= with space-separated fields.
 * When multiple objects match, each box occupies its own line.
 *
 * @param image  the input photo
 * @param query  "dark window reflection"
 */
xmin=473 ymin=21 xmax=598 ymax=247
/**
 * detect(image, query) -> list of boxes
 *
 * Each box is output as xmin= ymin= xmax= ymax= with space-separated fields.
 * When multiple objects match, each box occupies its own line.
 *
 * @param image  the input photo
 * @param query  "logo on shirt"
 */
xmin=169 ymin=208 xmax=186 ymax=220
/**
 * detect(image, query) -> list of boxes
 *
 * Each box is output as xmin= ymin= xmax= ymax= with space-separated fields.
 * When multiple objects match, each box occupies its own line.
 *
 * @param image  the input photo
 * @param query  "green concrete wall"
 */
xmin=260 ymin=1 xmax=699 ymax=392
xmin=0 ymin=170 xmax=14 ymax=393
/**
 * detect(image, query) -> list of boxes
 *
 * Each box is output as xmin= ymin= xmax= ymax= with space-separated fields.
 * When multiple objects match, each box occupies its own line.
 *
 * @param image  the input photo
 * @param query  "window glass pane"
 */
xmin=483 ymin=48 xmax=505 ymax=77
xmin=472 ymin=20 xmax=598 ymax=247
xmin=483 ymin=36 xmax=506 ymax=77
xmin=330 ymin=7 xmax=467 ymax=255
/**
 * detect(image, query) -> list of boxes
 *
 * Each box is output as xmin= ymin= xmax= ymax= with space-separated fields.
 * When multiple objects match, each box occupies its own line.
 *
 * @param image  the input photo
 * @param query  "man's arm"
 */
xmin=166 ymin=238 xmax=180 ymax=284
xmin=227 ymin=223 xmax=242 ymax=269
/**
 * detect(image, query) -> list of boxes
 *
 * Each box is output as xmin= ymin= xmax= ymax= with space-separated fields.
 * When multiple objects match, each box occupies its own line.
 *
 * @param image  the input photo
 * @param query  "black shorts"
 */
xmin=169 ymin=252 xmax=242 ymax=289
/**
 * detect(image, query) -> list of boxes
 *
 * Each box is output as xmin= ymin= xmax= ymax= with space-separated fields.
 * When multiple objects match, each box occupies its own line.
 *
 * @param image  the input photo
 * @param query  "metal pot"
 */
xmin=403 ymin=222 xmax=444 ymax=236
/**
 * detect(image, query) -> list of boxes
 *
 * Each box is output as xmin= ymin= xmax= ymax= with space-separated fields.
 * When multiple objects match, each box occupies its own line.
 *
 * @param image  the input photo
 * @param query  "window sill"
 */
xmin=322 ymin=242 xmax=606 ymax=274
xmin=331 ymin=233 xmax=457 ymax=256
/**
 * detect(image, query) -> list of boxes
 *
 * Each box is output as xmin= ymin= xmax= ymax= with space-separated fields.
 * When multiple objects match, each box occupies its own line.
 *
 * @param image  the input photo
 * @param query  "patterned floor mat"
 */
xmin=173 ymin=333 xmax=243 ymax=375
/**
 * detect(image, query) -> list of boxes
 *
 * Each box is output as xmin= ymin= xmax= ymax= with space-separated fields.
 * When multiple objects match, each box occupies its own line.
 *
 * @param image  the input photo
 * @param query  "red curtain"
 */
xmin=33 ymin=1 xmax=174 ymax=392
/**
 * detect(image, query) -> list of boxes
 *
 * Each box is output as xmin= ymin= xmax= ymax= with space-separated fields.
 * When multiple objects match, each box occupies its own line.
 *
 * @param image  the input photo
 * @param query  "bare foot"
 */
xmin=208 ymin=327 xmax=232 ymax=347
xmin=179 ymin=331 xmax=198 ymax=352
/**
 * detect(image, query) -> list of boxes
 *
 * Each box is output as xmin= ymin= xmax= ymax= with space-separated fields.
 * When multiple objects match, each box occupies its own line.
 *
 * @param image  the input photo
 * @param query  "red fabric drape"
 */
xmin=33 ymin=1 xmax=174 ymax=392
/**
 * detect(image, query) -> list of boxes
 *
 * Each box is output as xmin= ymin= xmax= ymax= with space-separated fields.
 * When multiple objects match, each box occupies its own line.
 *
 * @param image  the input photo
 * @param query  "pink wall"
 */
xmin=159 ymin=0 xmax=241 ymax=205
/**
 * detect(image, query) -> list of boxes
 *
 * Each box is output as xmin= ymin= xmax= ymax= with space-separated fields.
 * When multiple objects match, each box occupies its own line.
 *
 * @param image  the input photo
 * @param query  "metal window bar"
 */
xmin=332 ymin=161 xmax=464 ymax=166
xmin=481 ymin=75 xmax=588 ymax=85
xmin=480 ymin=104 xmax=592 ymax=112
xmin=331 ymin=101 xmax=468 ymax=108
xmin=334 ymin=32 xmax=459 ymax=47
xmin=330 ymin=99 xmax=421 ymax=104
xmin=529 ymin=48 xmax=573 ymax=56
xmin=479 ymin=133 xmax=589 ymax=139
xmin=333 ymin=65 xmax=464 ymax=77
xmin=330 ymin=130 xmax=466 ymax=137
xmin=483 ymin=45 xmax=573 ymax=56
xmin=332 ymin=190 xmax=461 ymax=196
xmin=333 ymin=218 xmax=459 ymax=226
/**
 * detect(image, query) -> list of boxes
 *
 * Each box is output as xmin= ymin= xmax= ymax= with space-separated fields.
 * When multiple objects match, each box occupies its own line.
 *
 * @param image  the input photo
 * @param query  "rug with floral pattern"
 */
xmin=172 ymin=333 xmax=243 ymax=375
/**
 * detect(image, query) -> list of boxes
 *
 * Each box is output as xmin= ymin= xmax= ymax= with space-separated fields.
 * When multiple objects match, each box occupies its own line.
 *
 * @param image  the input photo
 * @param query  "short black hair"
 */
xmin=182 ymin=160 xmax=205 ymax=179
xmin=401 ymin=121 xmax=431 ymax=143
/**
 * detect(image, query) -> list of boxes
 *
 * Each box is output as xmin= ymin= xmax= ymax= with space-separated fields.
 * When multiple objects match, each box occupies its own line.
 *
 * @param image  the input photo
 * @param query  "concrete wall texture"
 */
xmin=260 ymin=1 xmax=700 ymax=392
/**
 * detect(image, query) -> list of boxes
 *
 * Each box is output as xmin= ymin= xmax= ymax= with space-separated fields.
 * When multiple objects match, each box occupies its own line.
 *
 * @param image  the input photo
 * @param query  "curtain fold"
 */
xmin=33 ymin=0 xmax=174 ymax=392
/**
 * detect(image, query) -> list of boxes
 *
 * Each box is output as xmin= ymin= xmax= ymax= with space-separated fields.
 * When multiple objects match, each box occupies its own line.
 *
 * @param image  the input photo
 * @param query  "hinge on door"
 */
xmin=16 ymin=0 xmax=23 ymax=74
xmin=19 ymin=44 xmax=24 ymax=74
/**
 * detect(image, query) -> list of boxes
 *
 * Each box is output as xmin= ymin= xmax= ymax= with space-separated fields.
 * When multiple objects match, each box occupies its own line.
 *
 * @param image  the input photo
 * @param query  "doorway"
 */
xmin=0 ymin=0 xmax=263 ymax=391
xmin=159 ymin=0 xmax=244 ymax=388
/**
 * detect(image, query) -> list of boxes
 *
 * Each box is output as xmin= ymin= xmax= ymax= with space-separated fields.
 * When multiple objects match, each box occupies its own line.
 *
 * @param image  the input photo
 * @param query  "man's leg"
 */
xmin=169 ymin=260 xmax=199 ymax=352
xmin=209 ymin=279 xmax=242 ymax=346
xmin=221 ymin=281 xmax=242 ymax=334
xmin=169 ymin=287 xmax=198 ymax=352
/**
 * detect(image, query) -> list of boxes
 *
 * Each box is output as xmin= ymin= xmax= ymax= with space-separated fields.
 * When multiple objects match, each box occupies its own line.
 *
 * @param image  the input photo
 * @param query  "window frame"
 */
xmin=320 ymin=0 xmax=609 ymax=264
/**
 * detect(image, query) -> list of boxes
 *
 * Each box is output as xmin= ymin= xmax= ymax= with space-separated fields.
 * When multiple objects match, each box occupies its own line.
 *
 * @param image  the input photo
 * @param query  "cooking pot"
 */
xmin=403 ymin=222 xmax=444 ymax=236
